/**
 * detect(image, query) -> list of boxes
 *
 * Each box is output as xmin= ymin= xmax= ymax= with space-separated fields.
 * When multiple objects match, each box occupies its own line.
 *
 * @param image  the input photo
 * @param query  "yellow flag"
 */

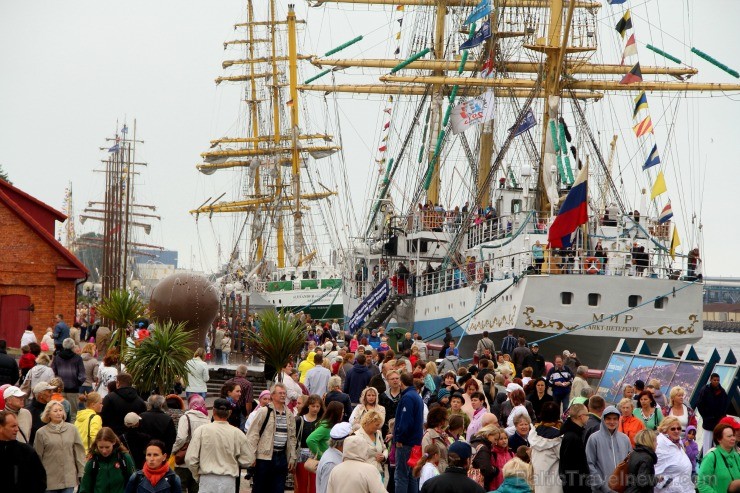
xmin=396 ymin=32 xmax=401 ymax=40
xmin=650 ymin=171 xmax=667 ymax=199
xmin=396 ymin=5 xmax=405 ymax=11
xmin=670 ymin=225 xmax=681 ymax=259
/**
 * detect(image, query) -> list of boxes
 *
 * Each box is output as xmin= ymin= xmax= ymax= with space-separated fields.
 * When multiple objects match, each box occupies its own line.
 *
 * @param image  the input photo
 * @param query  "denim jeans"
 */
xmin=553 ymin=393 xmax=570 ymax=413
xmin=394 ymin=444 xmax=418 ymax=493
xmin=253 ymin=450 xmax=288 ymax=493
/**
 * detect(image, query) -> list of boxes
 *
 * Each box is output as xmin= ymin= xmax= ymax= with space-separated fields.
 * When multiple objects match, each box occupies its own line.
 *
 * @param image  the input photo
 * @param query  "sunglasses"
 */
xmin=668 ymin=427 xmax=681 ymax=431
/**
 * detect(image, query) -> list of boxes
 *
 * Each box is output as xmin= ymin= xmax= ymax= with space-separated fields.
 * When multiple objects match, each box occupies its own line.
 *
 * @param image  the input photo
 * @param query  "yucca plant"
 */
xmin=124 ymin=319 xmax=192 ymax=394
xmin=96 ymin=289 xmax=146 ymax=364
xmin=247 ymin=310 xmax=306 ymax=382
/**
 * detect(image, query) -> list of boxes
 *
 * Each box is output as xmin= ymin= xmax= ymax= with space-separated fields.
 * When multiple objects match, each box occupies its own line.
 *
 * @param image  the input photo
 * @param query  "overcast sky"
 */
xmin=1 ymin=1 xmax=738 ymax=277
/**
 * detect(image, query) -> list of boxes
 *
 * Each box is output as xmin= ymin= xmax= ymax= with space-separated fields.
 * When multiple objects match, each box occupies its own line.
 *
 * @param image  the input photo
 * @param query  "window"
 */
xmin=511 ymin=199 xmax=522 ymax=213
xmin=628 ymin=295 xmax=642 ymax=308
xmin=654 ymin=296 xmax=668 ymax=309
xmin=561 ymin=292 xmax=573 ymax=305
xmin=588 ymin=293 xmax=600 ymax=306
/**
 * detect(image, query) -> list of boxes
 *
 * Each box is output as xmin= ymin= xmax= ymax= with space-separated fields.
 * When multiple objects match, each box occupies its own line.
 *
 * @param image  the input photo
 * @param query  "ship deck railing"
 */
xmin=344 ymin=248 xmax=699 ymax=299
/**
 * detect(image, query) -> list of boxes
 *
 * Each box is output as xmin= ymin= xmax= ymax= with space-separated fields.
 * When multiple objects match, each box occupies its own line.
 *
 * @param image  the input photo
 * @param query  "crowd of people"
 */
xmin=0 ymin=316 xmax=738 ymax=493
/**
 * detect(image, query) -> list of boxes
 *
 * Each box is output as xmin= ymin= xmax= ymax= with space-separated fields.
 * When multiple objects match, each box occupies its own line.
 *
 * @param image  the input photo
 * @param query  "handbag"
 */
xmin=174 ymin=415 xmax=191 ymax=465
xmin=608 ymin=452 xmax=631 ymax=493
xmin=304 ymin=456 xmax=320 ymax=473
xmin=406 ymin=445 xmax=423 ymax=467
xmin=467 ymin=444 xmax=486 ymax=487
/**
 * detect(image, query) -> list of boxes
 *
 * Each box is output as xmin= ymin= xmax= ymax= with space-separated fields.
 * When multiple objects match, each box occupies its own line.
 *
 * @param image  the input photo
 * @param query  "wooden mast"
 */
xmin=269 ymin=0 xmax=286 ymax=268
xmin=287 ymin=4 xmax=305 ymax=264
xmin=246 ymin=0 xmax=264 ymax=264
xmin=425 ymin=0 xmax=447 ymax=205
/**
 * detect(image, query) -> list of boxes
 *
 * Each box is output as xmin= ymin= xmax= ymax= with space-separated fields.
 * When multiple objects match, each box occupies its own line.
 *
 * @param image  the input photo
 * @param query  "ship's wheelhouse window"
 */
xmin=628 ymin=295 xmax=641 ymax=308
xmin=588 ymin=293 xmax=600 ymax=306
xmin=561 ymin=292 xmax=573 ymax=305
xmin=511 ymin=199 xmax=522 ymax=214
xmin=654 ymin=296 xmax=668 ymax=309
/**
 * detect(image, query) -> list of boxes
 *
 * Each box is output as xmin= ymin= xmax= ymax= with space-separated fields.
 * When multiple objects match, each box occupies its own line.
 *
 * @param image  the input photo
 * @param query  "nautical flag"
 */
xmin=633 ymin=115 xmax=653 ymax=137
xmin=375 ymin=158 xmax=386 ymax=164
xmin=396 ymin=5 xmax=404 ymax=11
xmin=608 ymin=0 xmax=628 ymax=4
xmin=622 ymin=34 xmax=637 ymax=64
xmin=548 ymin=162 xmax=589 ymax=248
xmin=379 ymin=145 xmax=387 ymax=152
xmin=396 ymin=32 xmax=401 ymax=40
xmin=658 ymin=201 xmax=673 ymax=224
xmin=383 ymin=108 xmax=392 ymax=114
xmin=509 ymin=108 xmax=537 ymax=136
xmin=108 ymin=143 xmax=120 ymax=153
xmin=480 ymin=51 xmax=494 ymax=78
xmin=388 ymin=96 xmax=394 ymax=102
xmin=670 ymin=225 xmax=681 ymax=259
xmin=286 ymin=99 xmax=294 ymax=107
xmin=394 ymin=47 xmax=400 ymax=55
xmin=121 ymin=124 xmax=129 ymax=134
xmin=460 ymin=21 xmax=491 ymax=51
xmin=464 ymin=0 xmax=491 ymax=26
xmin=615 ymin=10 xmax=632 ymax=39
xmin=651 ymin=171 xmax=667 ymax=199
xmin=383 ymin=122 xmax=390 ymax=130
xmin=633 ymin=91 xmax=648 ymax=118
xmin=620 ymin=62 xmax=643 ymax=84
xmin=450 ymin=90 xmax=495 ymax=135
xmin=397 ymin=18 xmax=403 ymax=26
xmin=643 ymin=144 xmax=661 ymax=170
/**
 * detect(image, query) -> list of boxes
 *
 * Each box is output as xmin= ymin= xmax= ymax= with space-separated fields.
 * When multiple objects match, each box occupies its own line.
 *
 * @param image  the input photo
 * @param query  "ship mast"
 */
xmin=247 ymin=0 xmax=265 ymax=264
xmin=287 ymin=4 xmax=304 ymax=264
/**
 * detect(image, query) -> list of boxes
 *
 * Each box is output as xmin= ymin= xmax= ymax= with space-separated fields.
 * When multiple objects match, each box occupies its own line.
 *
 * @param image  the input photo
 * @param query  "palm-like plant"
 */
xmin=96 ymin=289 xmax=146 ymax=360
xmin=247 ymin=310 xmax=306 ymax=382
xmin=124 ymin=320 xmax=192 ymax=394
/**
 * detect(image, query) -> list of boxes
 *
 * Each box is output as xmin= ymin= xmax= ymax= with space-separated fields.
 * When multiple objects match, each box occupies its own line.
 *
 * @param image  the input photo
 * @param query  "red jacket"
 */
xmin=19 ymin=353 xmax=36 ymax=370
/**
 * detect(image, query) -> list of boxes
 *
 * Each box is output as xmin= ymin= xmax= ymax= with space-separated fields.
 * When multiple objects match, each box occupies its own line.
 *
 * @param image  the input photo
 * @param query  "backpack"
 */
xmin=607 ymin=452 xmax=632 ymax=493
xmin=467 ymin=444 xmax=486 ymax=487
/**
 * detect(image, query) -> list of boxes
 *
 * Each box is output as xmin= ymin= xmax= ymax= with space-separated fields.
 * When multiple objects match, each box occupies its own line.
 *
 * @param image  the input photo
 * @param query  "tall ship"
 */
xmin=191 ymin=2 xmax=349 ymax=320
xmin=74 ymin=122 xmax=163 ymax=300
xmin=293 ymin=0 xmax=740 ymax=367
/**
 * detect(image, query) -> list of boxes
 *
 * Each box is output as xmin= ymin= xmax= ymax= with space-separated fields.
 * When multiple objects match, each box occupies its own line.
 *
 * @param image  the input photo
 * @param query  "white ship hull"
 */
xmin=263 ymin=287 xmax=343 ymax=319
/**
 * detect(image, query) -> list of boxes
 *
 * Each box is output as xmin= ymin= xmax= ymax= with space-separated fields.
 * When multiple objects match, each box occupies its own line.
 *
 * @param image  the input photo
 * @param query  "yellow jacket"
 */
xmin=297 ymin=352 xmax=316 ymax=384
xmin=75 ymin=408 xmax=102 ymax=454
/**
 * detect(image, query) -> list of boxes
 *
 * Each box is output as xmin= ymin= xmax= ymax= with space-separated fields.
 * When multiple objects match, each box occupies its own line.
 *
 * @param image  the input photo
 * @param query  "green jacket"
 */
xmin=79 ymin=451 xmax=136 ymax=493
xmin=306 ymin=422 xmax=331 ymax=458
xmin=696 ymin=446 xmax=740 ymax=493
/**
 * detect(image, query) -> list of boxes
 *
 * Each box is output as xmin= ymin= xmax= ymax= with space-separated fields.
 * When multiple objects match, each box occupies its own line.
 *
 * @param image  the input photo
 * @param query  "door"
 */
xmin=0 ymin=295 xmax=31 ymax=345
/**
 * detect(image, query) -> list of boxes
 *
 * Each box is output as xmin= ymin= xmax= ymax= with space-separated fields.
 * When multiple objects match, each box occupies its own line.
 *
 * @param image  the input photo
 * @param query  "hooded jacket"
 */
xmin=298 ymin=352 xmax=316 ymax=384
xmin=437 ymin=355 xmax=460 ymax=374
xmin=529 ymin=424 xmax=563 ymax=493
xmin=51 ymin=348 xmax=86 ymax=392
xmin=560 ymin=417 xmax=591 ymax=493
xmin=653 ymin=432 xmax=693 ymax=493
xmin=696 ymin=383 xmax=729 ymax=431
xmin=585 ymin=406 xmax=631 ymax=493
xmin=75 ymin=408 xmax=103 ymax=454
xmin=343 ymin=363 xmax=372 ymax=404
xmin=79 ymin=449 xmax=136 ymax=493
xmin=394 ymin=385 xmax=424 ymax=446
xmin=23 ymin=363 xmax=55 ymax=393
xmin=81 ymin=353 xmax=98 ymax=387
xmin=100 ymin=386 xmax=147 ymax=436
xmin=326 ymin=436 xmax=386 ymax=493
xmin=624 ymin=444 xmax=657 ymax=493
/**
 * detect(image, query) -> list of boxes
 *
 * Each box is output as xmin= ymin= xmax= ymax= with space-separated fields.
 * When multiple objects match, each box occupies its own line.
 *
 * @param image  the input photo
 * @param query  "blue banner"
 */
xmin=459 ymin=21 xmax=491 ymax=51
xmin=509 ymin=108 xmax=537 ymax=136
xmin=347 ymin=279 xmax=390 ymax=332
xmin=464 ymin=0 xmax=491 ymax=26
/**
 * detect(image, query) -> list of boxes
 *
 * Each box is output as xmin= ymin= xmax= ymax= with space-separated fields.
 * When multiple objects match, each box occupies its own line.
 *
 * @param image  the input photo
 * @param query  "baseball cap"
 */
xmin=448 ymin=440 xmax=473 ymax=460
xmin=213 ymin=398 xmax=232 ymax=411
xmin=506 ymin=383 xmax=523 ymax=393
xmin=3 ymin=386 xmax=26 ymax=399
xmin=124 ymin=412 xmax=142 ymax=427
xmin=33 ymin=381 xmax=56 ymax=395
xmin=329 ymin=422 xmax=353 ymax=440
xmin=530 ymin=342 xmax=539 ymax=348
xmin=718 ymin=416 xmax=740 ymax=430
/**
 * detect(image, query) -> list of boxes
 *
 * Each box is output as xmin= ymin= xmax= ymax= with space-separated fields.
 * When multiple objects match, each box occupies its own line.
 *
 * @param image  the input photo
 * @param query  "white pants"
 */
xmin=702 ymin=428 xmax=714 ymax=455
xmin=198 ymin=474 xmax=235 ymax=493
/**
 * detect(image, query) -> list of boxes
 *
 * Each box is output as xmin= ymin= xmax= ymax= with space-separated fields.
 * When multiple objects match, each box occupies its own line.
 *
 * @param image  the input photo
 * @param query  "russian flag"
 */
xmin=548 ymin=162 xmax=589 ymax=248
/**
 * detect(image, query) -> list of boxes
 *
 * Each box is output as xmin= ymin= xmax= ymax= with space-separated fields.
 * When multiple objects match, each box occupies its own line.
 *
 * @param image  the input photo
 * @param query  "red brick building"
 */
xmin=0 ymin=180 xmax=87 ymax=346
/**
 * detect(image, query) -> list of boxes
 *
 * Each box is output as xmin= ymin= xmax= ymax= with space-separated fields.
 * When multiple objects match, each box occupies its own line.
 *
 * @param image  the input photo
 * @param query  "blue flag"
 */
xmin=108 ymin=143 xmax=120 ymax=153
xmin=643 ymin=144 xmax=660 ymax=170
xmin=121 ymin=124 xmax=128 ymax=134
xmin=509 ymin=108 xmax=537 ymax=136
xmin=464 ymin=0 xmax=491 ymax=26
xmin=607 ymin=0 xmax=628 ymax=4
xmin=460 ymin=21 xmax=491 ymax=51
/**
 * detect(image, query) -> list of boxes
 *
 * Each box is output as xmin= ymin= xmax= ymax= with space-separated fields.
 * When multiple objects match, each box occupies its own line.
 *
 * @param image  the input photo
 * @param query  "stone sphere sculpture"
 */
xmin=149 ymin=273 xmax=219 ymax=347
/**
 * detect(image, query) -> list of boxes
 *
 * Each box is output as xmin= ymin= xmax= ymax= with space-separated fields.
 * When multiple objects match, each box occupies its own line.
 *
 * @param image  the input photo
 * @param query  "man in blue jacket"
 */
xmin=547 ymin=355 xmax=574 ymax=411
xmin=394 ymin=371 xmax=424 ymax=493
xmin=343 ymin=353 xmax=372 ymax=404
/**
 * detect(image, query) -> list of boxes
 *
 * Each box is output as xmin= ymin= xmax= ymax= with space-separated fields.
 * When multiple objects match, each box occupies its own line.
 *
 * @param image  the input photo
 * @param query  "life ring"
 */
xmin=585 ymin=257 xmax=600 ymax=274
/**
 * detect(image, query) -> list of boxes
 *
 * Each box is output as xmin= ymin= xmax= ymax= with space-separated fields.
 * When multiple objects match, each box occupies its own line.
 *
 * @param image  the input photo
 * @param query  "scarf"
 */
xmin=188 ymin=394 xmax=208 ymax=416
xmin=143 ymin=462 xmax=170 ymax=486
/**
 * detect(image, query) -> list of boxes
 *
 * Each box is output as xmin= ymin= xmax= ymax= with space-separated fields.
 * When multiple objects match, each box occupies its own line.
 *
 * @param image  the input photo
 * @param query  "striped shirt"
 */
xmin=273 ymin=409 xmax=288 ymax=450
